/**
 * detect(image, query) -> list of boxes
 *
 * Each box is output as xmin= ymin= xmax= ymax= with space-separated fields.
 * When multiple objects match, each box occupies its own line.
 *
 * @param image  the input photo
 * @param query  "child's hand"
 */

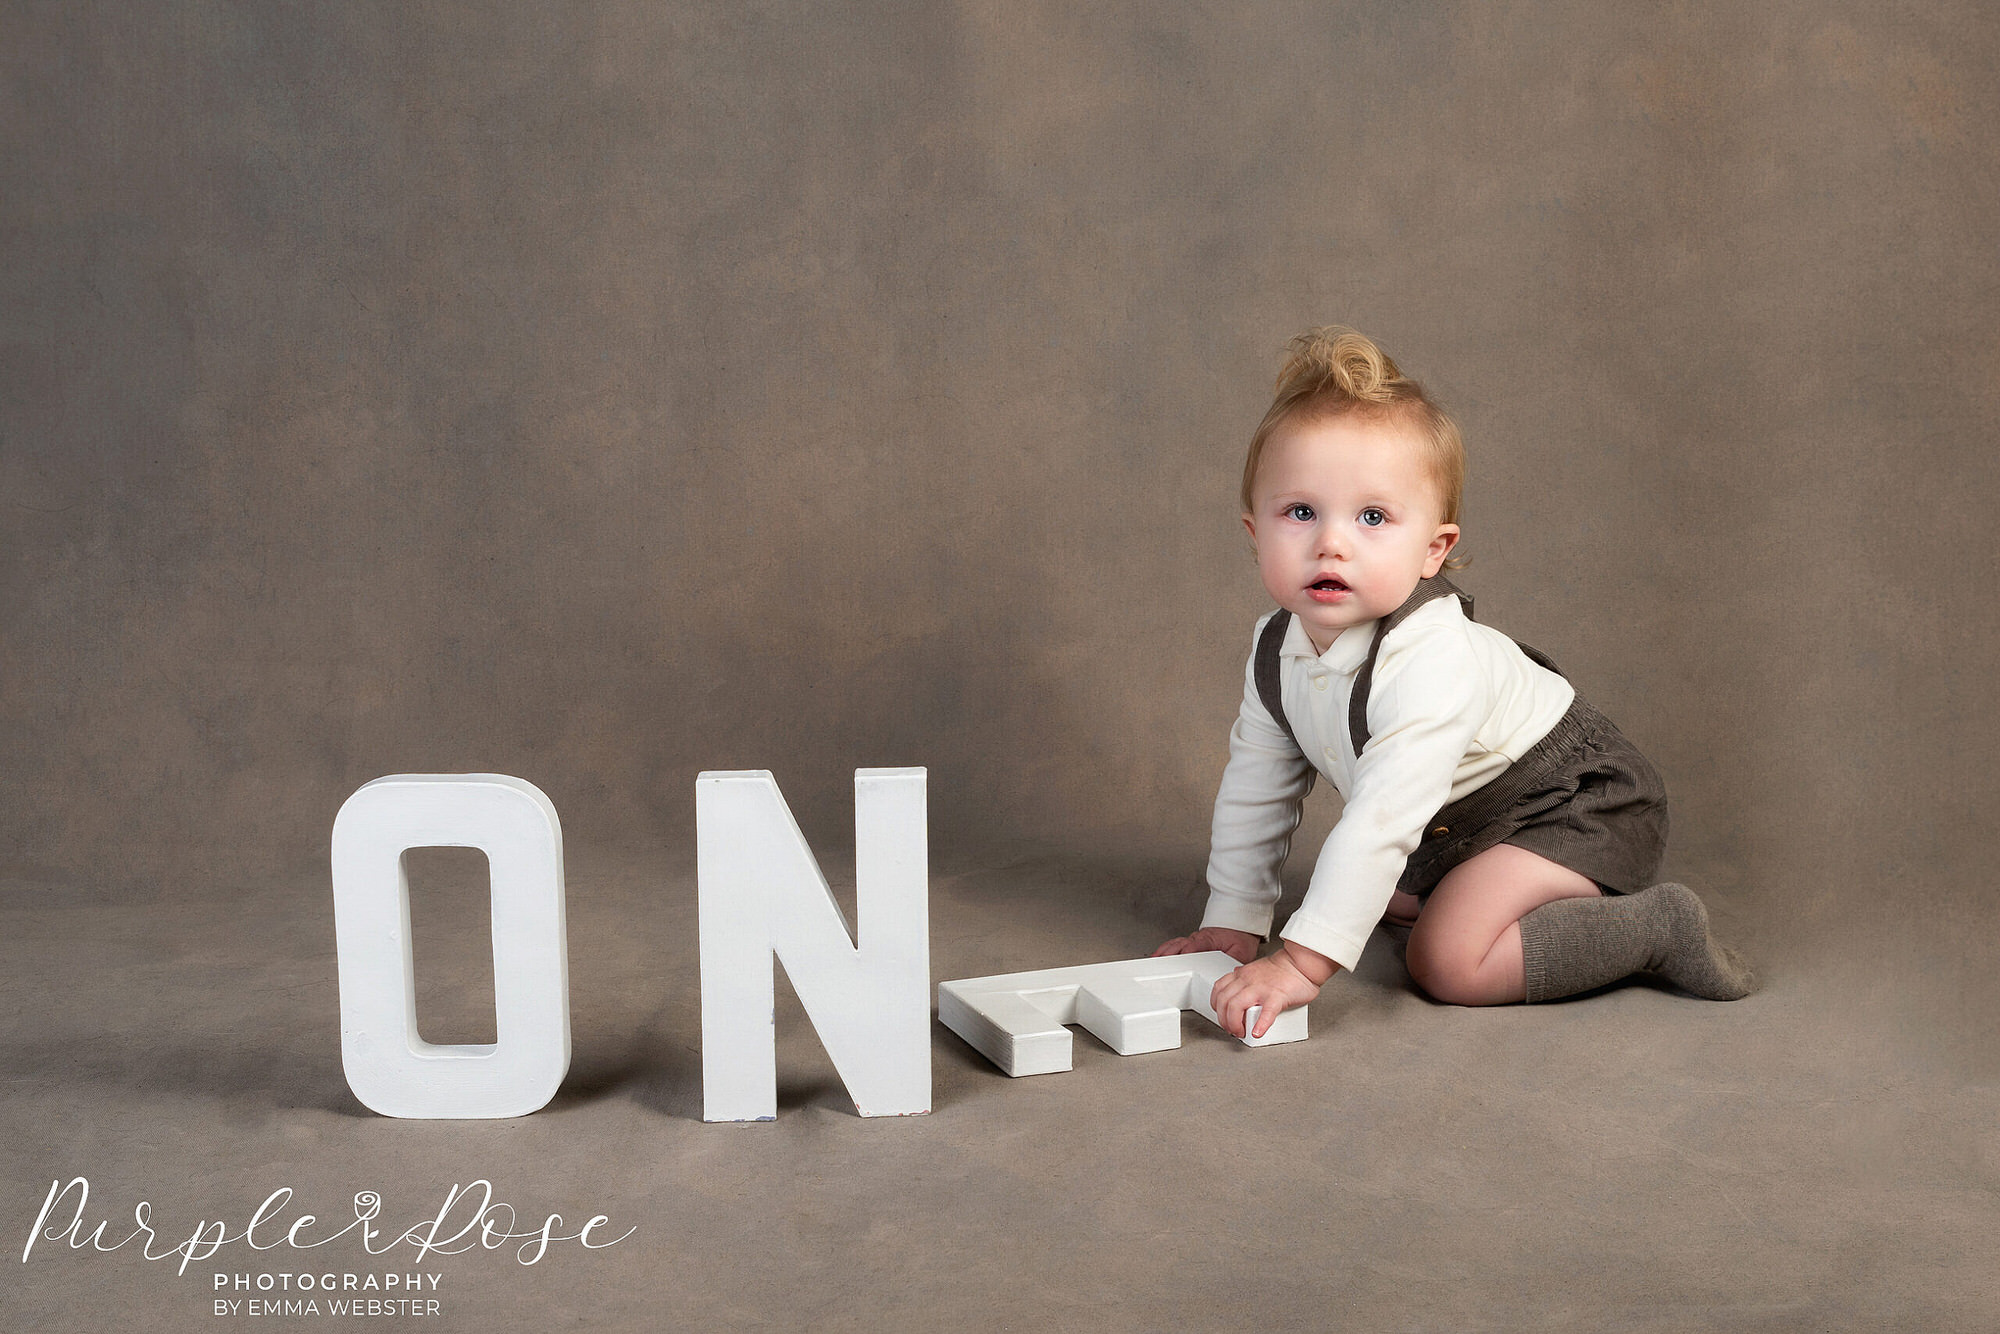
xmin=1152 ymin=926 xmax=1261 ymax=964
xmin=1211 ymin=943 xmax=1336 ymax=1039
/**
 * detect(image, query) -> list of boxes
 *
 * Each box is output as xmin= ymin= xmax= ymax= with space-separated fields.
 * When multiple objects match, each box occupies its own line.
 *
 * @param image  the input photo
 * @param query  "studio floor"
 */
xmin=3 ymin=848 xmax=1993 ymax=1332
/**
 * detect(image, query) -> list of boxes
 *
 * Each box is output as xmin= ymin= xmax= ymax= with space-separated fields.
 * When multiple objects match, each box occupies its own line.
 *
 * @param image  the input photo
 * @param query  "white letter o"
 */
xmin=331 ymin=775 xmax=570 ymax=1118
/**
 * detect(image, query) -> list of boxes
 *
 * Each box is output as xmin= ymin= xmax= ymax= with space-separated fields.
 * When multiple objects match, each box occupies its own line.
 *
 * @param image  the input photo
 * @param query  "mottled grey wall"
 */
xmin=5 ymin=5 xmax=1995 ymax=988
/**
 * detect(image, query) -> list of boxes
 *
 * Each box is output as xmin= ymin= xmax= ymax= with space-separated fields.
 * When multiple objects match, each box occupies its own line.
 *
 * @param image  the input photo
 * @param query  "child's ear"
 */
xmin=1422 ymin=524 xmax=1460 ymax=577
xmin=1241 ymin=512 xmax=1258 ymax=548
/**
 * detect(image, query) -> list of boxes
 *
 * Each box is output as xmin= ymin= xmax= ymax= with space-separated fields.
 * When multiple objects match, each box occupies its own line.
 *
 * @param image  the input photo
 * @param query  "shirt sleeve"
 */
xmin=1277 ymin=619 xmax=1492 ymax=970
xmin=1199 ymin=617 xmax=1316 ymax=940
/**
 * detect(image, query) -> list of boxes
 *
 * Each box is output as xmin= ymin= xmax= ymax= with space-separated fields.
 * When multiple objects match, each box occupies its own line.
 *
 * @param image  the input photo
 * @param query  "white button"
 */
xmin=1312 ymin=676 xmax=1329 ymax=691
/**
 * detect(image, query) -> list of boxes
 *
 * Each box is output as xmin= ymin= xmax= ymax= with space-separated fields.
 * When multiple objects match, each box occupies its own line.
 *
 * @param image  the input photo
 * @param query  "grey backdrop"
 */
xmin=6 ymin=4 xmax=1997 ymax=1329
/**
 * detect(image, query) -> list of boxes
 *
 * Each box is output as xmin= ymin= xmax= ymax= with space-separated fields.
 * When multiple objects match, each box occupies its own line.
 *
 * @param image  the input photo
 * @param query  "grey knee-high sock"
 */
xmin=1517 ymin=883 xmax=1756 ymax=1003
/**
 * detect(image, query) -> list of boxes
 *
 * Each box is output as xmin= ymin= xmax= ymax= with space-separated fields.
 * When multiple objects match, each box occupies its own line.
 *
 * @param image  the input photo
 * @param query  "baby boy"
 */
xmin=1155 ymin=327 xmax=1754 ymax=1037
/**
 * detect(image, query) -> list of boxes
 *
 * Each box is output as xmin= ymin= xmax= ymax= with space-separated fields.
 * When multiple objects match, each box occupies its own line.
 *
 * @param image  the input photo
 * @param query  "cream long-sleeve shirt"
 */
xmin=1198 ymin=595 xmax=1574 ymax=972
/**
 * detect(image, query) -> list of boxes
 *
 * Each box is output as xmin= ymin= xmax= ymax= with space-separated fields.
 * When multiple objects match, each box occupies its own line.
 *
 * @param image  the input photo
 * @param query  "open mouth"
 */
xmin=1306 ymin=576 xmax=1350 ymax=602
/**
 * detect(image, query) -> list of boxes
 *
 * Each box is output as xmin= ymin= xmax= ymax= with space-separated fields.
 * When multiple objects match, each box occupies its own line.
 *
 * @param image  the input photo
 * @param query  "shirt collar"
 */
xmin=1280 ymin=613 xmax=1376 ymax=675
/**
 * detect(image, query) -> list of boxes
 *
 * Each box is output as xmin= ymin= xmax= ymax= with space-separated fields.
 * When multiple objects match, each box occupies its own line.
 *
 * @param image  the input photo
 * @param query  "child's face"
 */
xmin=1242 ymin=413 xmax=1460 ymax=654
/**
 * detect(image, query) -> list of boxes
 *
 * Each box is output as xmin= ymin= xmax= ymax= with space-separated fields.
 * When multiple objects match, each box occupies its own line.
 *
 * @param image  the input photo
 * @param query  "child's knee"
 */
xmin=1408 ymin=936 xmax=1472 ymax=1008
xmin=1405 ymin=932 xmax=1480 ymax=1005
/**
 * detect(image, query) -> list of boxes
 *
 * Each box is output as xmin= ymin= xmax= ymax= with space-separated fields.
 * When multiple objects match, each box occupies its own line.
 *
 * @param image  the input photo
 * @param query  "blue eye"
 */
xmin=1286 ymin=503 xmax=1314 ymax=522
xmin=1358 ymin=507 xmax=1387 ymax=527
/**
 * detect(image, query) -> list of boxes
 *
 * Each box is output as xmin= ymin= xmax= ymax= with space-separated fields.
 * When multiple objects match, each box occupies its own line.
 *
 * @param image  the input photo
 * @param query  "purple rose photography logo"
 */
xmin=23 ymin=1177 xmax=634 ymax=1319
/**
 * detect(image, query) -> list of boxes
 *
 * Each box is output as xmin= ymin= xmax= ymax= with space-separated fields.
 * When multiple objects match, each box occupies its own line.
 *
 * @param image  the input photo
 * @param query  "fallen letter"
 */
xmin=937 ymin=952 xmax=1308 ymax=1077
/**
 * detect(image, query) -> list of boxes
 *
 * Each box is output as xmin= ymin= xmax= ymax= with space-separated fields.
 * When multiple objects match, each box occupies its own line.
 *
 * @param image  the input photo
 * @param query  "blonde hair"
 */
xmin=1240 ymin=326 xmax=1467 ymax=544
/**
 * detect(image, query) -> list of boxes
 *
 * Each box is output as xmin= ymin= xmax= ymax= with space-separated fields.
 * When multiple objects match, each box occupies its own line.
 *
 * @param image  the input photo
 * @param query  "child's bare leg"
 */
xmin=1404 ymin=844 xmax=1600 ymax=1005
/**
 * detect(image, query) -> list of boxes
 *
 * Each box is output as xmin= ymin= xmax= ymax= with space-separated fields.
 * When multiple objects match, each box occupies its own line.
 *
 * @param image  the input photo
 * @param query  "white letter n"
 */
xmin=696 ymin=768 xmax=930 ymax=1121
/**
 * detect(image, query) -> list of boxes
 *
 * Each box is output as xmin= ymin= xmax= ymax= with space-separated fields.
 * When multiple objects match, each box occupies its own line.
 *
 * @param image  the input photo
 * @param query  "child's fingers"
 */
xmin=1250 ymin=999 xmax=1279 ymax=1039
xmin=1229 ymin=991 xmax=1258 ymax=1040
xmin=1210 ymin=974 xmax=1237 ymax=1029
xmin=1216 ymin=969 xmax=1272 ymax=1039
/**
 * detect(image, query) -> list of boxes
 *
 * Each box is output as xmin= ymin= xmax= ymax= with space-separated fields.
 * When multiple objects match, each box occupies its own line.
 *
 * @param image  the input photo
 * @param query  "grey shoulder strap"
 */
xmin=1347 ymin=574 xmax=1567 ymax=756
xmin=1253 ymin=609 xmax=1294 ymax=744
xmin=1348 ymin=574 xmax=1472 ymax=756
